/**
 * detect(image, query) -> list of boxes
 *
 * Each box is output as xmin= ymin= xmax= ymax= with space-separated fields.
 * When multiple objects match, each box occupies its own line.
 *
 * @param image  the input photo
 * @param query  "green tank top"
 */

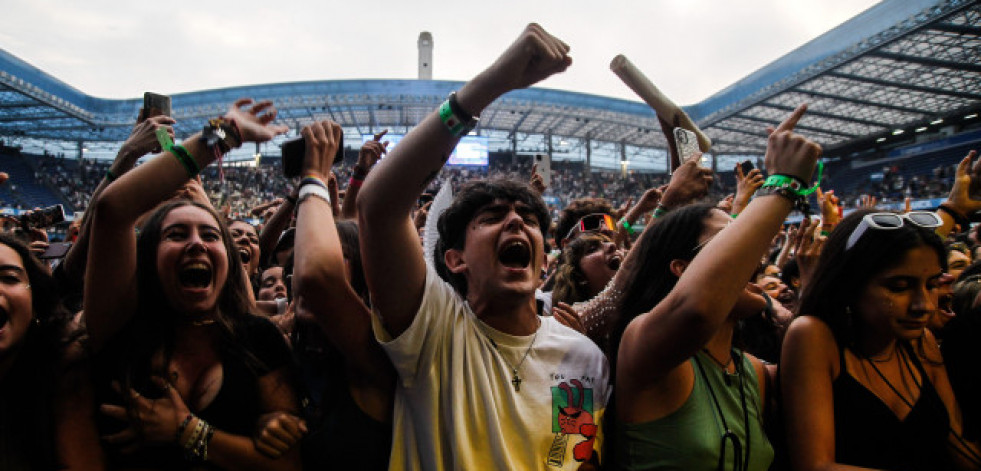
xmin=615 ymin=350 xmax=774 ymax=471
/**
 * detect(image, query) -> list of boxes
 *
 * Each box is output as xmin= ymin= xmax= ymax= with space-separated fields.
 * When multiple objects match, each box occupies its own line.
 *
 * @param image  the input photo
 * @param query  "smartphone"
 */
xmin=281 ymin=133 xmax=345 ymax=178
xmin=39 ymin=241 xmax=72 ymax=260
xmin=740 ymin=160 xmax=755 ymax=175
xmin=534 ymin=153 xmax=551 ymax=187
xmin=143 ymin=92 xmax=171 ymax=118
xmin=673 ymin=128 xmax=701 ymax=167
xmin=19 ymin=204 xmax=66 ymax=230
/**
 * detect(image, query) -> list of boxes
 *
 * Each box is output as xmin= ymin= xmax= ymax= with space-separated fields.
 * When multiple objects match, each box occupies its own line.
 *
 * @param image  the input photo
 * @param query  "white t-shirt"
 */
xmin=372 ymin=265 xmax=610 ymax=470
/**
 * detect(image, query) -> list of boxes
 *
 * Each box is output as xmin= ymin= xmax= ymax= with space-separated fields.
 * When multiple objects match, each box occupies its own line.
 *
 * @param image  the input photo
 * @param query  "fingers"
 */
xmin=102 ymin=426 xmax=140 ymax=446
xmin=100 ymin=403 xmax=129 ymax=422
xmin=814 ymin=186 xmax=824 ymax=201
xmin=775 ymin=103 xmax=808 ymax=133
xmin=233 ymin=98 xmax=255 ymax=109
xmin=373 ymin=129 xmax=388 ymax=141
xmin=735 ymin=163 xmax=744 ymax=179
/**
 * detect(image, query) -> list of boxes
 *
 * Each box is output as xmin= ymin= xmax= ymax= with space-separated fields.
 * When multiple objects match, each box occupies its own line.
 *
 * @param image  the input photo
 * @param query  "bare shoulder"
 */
xmin=782 ymin=316 xmax=839 ymax=376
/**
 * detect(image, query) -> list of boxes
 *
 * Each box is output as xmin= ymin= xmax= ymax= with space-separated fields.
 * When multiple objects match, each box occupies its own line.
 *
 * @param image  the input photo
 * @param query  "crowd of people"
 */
xmin=1 ymin=23 xmax=980 ymax=471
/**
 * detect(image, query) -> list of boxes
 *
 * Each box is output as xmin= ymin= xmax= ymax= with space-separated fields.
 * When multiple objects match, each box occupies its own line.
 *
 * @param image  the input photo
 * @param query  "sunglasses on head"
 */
xmin=845 ymin=211 xmax=943 ymax=251
xmin=565 ymin=213 xmax=616 ymax=240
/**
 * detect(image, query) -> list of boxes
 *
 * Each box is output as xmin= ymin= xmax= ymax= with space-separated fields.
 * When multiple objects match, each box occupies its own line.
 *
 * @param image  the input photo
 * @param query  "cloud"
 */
xmin=0 ymin=0 xmax=880 ymax=103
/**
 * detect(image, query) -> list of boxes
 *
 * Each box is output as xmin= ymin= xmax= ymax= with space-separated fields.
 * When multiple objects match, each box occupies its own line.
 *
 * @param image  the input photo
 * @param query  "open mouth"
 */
xmin=179 ymin=262 xmax=213 ymax=289
xmin=607 ymin=254 xmax=623 ymax=271
xmin=498 ymin=240 xmax=531 ymax=269
xmin=238 ymin=248 xmax=252 ymax=265
xmin=0 ymin=307 xmax=8 ymax=329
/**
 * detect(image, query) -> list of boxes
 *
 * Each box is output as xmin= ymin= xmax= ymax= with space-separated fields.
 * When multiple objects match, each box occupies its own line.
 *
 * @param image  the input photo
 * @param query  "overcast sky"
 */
xmin=1 ymin=0 xmax=880 ymax=106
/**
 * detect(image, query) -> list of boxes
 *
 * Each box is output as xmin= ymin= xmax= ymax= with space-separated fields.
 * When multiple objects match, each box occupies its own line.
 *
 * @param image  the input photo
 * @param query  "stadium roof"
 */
xmin=1 ymin=0 xmax=979 ymax=163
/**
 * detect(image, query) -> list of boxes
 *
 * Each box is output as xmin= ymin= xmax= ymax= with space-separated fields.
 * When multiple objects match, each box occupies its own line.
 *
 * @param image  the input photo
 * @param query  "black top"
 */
xmin=292 ymin=321 xmax=391 ymax=471
xmin=942 ymin=313 xmax=981 ymax=442
xmin=95 ymin=315 xmax=293 ymax=469
xmin=833 ymin=342 xmax=954 ymax=471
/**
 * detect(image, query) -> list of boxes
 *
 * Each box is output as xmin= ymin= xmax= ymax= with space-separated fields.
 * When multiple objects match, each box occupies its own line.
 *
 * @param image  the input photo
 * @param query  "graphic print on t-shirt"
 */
xmin=547 ymin=379 xmax=597 ymax=467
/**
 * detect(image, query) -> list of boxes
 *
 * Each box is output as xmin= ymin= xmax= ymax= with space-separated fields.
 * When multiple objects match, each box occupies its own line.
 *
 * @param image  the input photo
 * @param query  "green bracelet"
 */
xmin=105 ymin=169 xmax=117 ymax=182
xmin=619 ymin=218 xmax=636 ymax=235
xmin=438 ymin=100 xmax=467 ymax=137
xmin=171 ymin=145 xmax=200 ymax=177
xmin=653 ymin=205 xmax=669 ymax=219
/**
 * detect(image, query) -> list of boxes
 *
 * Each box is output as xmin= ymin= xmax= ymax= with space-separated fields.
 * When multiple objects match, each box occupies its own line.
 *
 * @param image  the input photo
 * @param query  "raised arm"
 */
xmin=357 ymin=23 xmax=572 ymax=337
xmin=61 ymin=115 xmax=176 ymax=287
xmin=292 ymin=120 xmax=393 ymax=389
xmin=84 ymin=99 xmax=287 ymax=351
xmin=341 ymin=130 xmax=387 ymax=220
xmin=618 ymin=104 xmax=821 ymax=385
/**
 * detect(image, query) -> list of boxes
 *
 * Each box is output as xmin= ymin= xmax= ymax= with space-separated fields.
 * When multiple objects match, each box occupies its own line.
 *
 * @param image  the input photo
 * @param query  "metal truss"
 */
xmin=1 ymin=0 xmax=980 ymax=169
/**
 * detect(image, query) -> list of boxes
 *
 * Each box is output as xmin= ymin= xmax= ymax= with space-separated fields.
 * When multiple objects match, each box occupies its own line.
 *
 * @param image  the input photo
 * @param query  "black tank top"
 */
xmin=832 ymin=342 xmax=954 ymax=470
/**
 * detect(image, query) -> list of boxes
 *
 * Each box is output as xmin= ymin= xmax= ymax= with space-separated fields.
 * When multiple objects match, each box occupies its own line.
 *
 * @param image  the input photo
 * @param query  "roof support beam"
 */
xmin=927 ymin=22 xmax=981 ymax=36
xmin=868 ymin=50 xmax=981 ymax=74
xmin=760 ymin=103 xmax=893 ymax=129
xmin=507 ymin=111 xmax=532 ymax=139
xmin=733 ymin=113 xmax=860 ymax=138
xmin=791 ymin=87 xmax=928 ymax=115
xmin=710 ymin=124 xmax=769 ymax=141
xmin=827 ymin=71 xmax=981 ymax=100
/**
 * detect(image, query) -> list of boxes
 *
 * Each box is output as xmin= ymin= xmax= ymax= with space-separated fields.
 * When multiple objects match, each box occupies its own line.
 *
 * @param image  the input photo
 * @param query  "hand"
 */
xmin=251 ymin=198 xmax=285 ymax=216
xmin=530 ymin=163 xmax=547 ymax=194
xmin=733 ymin=165 xmax=764 ymax=214
xmin=119 ymin=115 xmax=176 ymax=160
xmin=413 ymin=201 xmax=432 ymax=230
xmin=100 ymin=378 xmax=190 ymax=450
xmin=357 ymin=130 xmax=388 ymax=170
xmin=254 ymin=412 xmax=308 ymax=459
xmin=552 ymin=302 xmax=585 ymax=334
xmin=175 ymin=177 xmax=211 ymax=208
xmin=637 ymin=188 xmax=663 ymax=213
xmin=815 ymin=187 xmax=840 ymax=226
xmin=717 ymin=194 xmax=734 ymax=214
xmin=763 ymin=104 xmax=821 ymax=183
xmin=0 ymin=171 xmax=9 ymax=185
xmin=946 ymin=150 xmax=981 ymax=215
xmin=222 ymin=99 xmax=289 ymax=144
xmin=300 ymin=120 xmax=343 ymax=180
xmin=660 ymin=159 xmax=714 ymax=209
xmin=461 ymin=23 xmax=571 ymax=112
xmin=614 ymin=197 xmax=634 ymax=220
xmin=859 ymin=194 xmax=877 ymax=209
xmin=794 ymin=218 xmax=826 ymax=288
xmin=29 ymin=240 xmax=49 ymax=257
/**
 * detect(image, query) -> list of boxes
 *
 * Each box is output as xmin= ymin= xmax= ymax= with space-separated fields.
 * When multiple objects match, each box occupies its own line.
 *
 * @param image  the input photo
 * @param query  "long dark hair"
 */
xmin=335 ymin=220 xmax=369 ymax=305
xmin=797 ymin=209 xmax=946 ymax=349
xmin=111 ymin=200 xmax=265 ymax=396
xmin=0 ymin=233 xmax=75 ymax=470
xmin=609 ymin=204 xmax=716 ymax=370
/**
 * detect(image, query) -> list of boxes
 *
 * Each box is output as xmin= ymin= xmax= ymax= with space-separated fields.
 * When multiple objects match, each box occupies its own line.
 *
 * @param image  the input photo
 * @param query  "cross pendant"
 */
xmin=511 ymin=373 xmax=522 ymax=392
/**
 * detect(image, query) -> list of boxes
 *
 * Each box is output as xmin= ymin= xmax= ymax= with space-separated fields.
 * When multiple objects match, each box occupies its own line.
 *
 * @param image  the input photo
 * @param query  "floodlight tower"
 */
xmin=418 ymin=32 xmax=433 ymax=80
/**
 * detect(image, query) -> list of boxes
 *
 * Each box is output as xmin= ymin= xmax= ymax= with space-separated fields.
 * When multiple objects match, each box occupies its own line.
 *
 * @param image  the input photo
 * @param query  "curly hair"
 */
xmin=551 ymin=233 xmax=612 ymax=306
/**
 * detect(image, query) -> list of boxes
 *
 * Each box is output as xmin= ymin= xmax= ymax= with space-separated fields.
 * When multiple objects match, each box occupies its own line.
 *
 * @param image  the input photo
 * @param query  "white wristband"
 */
xmin=298 ymin=184 xmax=331 ymax=205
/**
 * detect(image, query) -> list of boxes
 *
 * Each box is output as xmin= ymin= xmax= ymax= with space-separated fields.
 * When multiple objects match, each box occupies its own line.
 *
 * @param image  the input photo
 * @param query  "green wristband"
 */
xmin=105 ymin=169 xmax=117 ymax=182
xmin=438 ymin=100 xmax=467 ymax=137
xmin=171 ymin=145 xmax=200 ymax=177
xmin=619 ymin=218 xmax=636 ymax=235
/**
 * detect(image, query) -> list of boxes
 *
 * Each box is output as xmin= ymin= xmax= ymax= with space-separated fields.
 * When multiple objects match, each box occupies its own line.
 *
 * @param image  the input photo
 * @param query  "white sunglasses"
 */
xmin=845 ymin=211 xmax=943 ymax=251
